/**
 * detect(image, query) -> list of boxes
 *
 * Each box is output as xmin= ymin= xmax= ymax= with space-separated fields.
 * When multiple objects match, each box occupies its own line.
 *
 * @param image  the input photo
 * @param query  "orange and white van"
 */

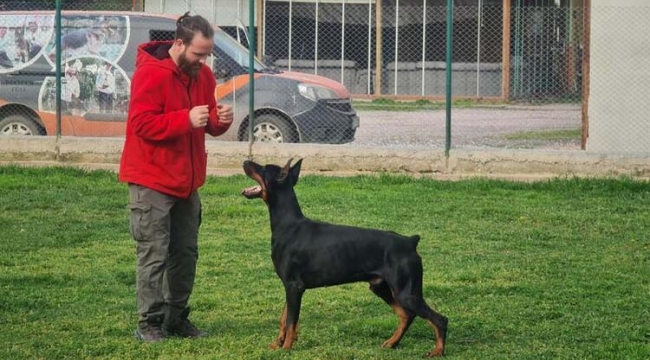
xmin=0 ymin=11 xmax=359 ymax=143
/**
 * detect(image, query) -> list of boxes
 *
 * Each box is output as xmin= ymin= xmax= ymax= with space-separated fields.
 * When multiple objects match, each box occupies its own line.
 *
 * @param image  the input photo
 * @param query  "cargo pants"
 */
xmin=128 ymin=184 xmax=201 ymax=328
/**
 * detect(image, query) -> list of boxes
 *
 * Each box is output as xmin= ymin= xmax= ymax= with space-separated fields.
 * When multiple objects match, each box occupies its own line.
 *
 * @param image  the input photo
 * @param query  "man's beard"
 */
xmin=178 ymin=51 xmax=202 ymax=78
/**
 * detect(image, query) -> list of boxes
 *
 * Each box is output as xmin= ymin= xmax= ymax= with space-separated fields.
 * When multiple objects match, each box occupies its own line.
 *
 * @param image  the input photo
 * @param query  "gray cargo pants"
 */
xmin=128 ymin=184 xmax=201 ymax=327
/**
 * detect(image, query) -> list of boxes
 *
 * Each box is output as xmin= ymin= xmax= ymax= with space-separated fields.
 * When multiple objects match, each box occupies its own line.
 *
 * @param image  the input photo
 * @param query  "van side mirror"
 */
xmin=262 ymin=55 xmax=275 ymax=67
xmin=212 ymin=57 xmax=232 ymax=80
xmin=214 ymin=67 xmax=231 ymax=80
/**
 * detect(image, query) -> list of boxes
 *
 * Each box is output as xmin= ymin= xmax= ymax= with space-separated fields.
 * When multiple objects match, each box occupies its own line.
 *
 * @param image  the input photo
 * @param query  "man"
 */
xmin=96 ymin=62 xmax=115 ymax=113
xmin=119 ymin=12 xmax=234 ymax=342
xmin=0 ymin=25 xmax=14 ymax=68
xmin=62 ymin=66 xmax=80 ymax=115
xmin=25 ymin=18 xmax=47 ymax=58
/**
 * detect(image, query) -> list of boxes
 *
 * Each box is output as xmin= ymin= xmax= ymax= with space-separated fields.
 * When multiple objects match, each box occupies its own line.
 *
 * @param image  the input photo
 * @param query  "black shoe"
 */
xmin=134 ymin=314 xmax=165 ymax=342
xmin=165 ymin=318 xmax=208 ymax=338
xmin=134 ymin=325 xmax=165 ymax=342
xmin=164 ymin=307 xmax=208 ymax=338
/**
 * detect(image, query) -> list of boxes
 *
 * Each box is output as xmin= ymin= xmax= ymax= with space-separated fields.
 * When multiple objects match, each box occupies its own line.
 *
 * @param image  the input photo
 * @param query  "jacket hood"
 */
xmin=136 ymin=41 xmax=178 ymax=72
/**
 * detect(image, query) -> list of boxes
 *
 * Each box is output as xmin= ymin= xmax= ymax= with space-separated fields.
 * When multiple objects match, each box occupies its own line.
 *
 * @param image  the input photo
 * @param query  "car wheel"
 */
xmin=252 ymin=114 xmax=298 ymax=143
xmin=0 ymin=114 xmax=44 ymax=136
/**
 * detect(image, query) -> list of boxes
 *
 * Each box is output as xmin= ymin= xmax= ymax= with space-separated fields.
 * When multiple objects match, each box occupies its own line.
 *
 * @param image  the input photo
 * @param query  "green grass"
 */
xmin=352 ymin=98 xmax=583 ymax=112
xmin=505 ymin=129 xmax=582 ymax=141
xmin=1 ymin=166 xmax=649 ymax=359
xmin=352 ymin=98 xmax=508 ymax=111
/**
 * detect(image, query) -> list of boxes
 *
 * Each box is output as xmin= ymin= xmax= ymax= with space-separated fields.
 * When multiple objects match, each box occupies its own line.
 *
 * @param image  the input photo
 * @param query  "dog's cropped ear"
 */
xmin=290 ymin=158 xmax=303 ymax=185
xmin=278 ymin=158 xmax=293 ymax=182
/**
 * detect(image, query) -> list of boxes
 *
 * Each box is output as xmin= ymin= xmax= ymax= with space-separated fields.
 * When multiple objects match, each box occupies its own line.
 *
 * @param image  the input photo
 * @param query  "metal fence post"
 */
xmin=55 ymin=0 xmax=62 ymax=138
xmin=445 ymin=0 xmax=453 ymax=157
xmin=248 ymin=0 xmax=256 ymax=155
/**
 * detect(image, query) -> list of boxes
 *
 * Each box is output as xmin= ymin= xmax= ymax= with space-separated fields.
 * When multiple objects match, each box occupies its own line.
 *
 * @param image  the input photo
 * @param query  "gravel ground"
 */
xmin=351 ymin=104 xmax=582 ymax=150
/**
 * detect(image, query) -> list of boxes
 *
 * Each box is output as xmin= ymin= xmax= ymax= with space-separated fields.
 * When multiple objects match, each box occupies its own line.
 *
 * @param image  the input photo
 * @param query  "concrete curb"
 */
xmin=1 ymin=136 xmax=649 ymax=180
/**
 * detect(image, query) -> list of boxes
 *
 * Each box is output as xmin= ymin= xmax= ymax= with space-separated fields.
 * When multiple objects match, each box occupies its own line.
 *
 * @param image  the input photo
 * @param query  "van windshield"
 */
xmin=214 ymin=28 xmax=265 ymax=72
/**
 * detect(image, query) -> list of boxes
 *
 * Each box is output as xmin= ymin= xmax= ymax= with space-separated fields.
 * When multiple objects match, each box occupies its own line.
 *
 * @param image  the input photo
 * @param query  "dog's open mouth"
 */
xmin=241 ymin=185 xmax=262 ymax=199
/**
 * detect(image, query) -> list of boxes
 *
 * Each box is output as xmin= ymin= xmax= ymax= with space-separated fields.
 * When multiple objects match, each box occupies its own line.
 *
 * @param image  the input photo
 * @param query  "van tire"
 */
xmin=252 ymin=114 xmax=298 ymax=143
xmin=0 ymin=114 xmax=45 ymax=136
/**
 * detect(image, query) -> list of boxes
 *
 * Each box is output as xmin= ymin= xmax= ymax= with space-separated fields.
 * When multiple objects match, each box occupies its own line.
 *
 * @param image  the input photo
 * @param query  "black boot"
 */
xmin=134 ymin=314 xmax=165 ymax=342
xmin=164 ymin=306 xmax=208 ymax=338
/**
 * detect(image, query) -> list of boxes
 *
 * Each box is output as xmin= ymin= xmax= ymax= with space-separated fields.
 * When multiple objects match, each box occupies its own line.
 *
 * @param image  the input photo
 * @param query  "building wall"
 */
xmin=144 ymin=0 xmax=252 ymax=27
xmin=588 ymin=0 xmax=650 ymax=152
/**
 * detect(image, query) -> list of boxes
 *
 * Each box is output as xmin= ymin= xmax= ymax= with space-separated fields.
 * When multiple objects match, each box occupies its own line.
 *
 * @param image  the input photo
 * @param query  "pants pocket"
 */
xmin=129 ymin=203 xmax=152 ymax=241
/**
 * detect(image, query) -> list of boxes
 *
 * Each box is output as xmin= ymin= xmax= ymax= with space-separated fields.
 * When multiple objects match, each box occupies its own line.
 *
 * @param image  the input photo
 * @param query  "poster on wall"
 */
xmin=39 ymin=56 xmax=131 ymax=117
xmin=0 ymin=13 xmax=132 ymax=117
xmin=0 ymin=14 xmax=54 ymax=73
xmin=40 ymin=14 xmax=132 ymax=117
xmin=44 ymin=14 xmax=130 ymax=65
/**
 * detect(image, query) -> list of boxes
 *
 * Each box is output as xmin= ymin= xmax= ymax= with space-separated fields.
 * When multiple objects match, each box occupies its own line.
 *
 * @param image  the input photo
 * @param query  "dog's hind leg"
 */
xmin=392 ymin=258 xmax=448 ymax=357
xmin=396 ymin=290 xmax=448 ymax=357
xmin=369 ymin=278 xmax=415 ymax=349
xmin=269 ymin=303 xmax=287 ymax=349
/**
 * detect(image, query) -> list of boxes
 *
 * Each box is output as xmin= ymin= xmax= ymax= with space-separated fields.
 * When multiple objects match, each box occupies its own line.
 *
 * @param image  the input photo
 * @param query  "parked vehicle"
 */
xmin=0 ymin=11 xmax=359 ymax=144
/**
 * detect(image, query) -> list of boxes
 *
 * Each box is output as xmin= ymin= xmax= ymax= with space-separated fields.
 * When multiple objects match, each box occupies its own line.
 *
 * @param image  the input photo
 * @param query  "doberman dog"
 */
xmin=241 ymin=159 xmax=448 ymax=357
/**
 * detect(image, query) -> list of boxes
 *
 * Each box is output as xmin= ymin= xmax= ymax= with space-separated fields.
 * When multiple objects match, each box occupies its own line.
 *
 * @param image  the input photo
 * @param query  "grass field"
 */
xmin=352 ymin=98 xmax=508 ymax=111
xmin=1 ymin=166 xmax=649 ymax=359
xmin=505 ymin=129 xmax=582 ymax=141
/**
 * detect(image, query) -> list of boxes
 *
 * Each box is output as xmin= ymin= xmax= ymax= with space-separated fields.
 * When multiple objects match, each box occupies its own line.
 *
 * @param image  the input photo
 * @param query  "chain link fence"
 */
xmin=267 ymin=3 xmax=506 ymax=99
xmin=264 ymin=1 xmax=583 ymax=150
xmin=0 ymin=1 xmax=644 ymax=153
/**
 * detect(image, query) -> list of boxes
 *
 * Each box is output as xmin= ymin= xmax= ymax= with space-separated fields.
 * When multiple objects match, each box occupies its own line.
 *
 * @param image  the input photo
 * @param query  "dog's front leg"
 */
xmin=281 ymin=282 xmax=304 ymax=350
xmin=269 ymin=303 xmax=287 ymax=349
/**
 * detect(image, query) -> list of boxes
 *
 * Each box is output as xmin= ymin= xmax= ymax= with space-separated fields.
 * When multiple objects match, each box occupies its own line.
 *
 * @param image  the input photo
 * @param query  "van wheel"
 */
xmin=252 ymin=114 xmax=298 ymax=143
xmin=0 ymin=114 xmax=45 ymax=136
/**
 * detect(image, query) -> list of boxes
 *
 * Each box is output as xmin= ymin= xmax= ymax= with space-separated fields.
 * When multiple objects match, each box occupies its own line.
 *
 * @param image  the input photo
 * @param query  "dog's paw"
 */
xmin=425 ymin=348 xmax=445 ymax=357
xmin=268 ymin=336 xmax=287 ymax=350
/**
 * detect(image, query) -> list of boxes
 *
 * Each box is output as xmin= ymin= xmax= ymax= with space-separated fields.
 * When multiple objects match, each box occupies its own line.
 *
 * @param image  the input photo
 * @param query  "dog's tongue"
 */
xmin=241 ymin=185 xmax=262 ymax=199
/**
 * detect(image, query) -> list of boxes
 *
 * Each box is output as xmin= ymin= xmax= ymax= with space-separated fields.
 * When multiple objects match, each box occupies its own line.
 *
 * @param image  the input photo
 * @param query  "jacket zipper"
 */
xmin=186 ymin=79 xmax=194 ymax=199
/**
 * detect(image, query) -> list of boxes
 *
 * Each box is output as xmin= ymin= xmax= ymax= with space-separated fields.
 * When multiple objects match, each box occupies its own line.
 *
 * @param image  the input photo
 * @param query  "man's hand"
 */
xmin=189 ymin=105 xmax=209 ymax=128
xmin=217 ymin=104 xmax=233 ymax=125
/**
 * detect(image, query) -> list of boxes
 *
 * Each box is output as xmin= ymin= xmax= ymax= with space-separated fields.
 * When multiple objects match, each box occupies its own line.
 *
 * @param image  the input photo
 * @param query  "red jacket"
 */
xmin=119 ymin=41 xmax=231 ymax=198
